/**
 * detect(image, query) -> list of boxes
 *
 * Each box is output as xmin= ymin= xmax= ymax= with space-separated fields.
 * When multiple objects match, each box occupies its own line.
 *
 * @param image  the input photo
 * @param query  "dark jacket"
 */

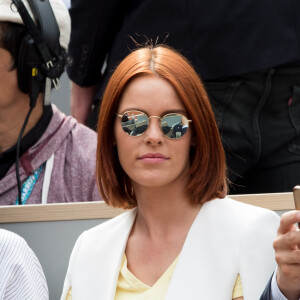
xmin=68 ymin=0 xmax=300 ymax=95
xmin=260 ymin=276 xmax=272 ymax=300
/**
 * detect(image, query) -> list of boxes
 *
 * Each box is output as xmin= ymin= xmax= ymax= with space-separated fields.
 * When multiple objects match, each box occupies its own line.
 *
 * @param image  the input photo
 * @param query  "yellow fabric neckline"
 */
xmin=121 ymin=254 xmax=180 ymax=289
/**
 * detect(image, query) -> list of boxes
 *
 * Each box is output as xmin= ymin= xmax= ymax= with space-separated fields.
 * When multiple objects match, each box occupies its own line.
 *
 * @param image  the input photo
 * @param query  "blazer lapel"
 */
xmin=91 ymin=209 xmax=137 ymax=300
xmin=165 ymin=206 xmax=207 ymax=300
xmin=165 ymin=200 xmax=234 ymax=300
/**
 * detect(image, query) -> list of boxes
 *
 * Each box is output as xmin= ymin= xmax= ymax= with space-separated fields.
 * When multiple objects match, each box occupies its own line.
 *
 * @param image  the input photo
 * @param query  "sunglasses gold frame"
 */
xmin=116 ymin=110 xmax=192 ymax=139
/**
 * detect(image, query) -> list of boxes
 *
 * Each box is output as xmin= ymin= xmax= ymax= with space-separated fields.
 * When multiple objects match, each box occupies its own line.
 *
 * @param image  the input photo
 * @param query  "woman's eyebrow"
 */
xmin=118 ymin=108 xmax=188 ymax=115
xmin=118 ymin=108 xmax=142 ymax=114
xmin=161 ymin=109 xmax=187 ymax=115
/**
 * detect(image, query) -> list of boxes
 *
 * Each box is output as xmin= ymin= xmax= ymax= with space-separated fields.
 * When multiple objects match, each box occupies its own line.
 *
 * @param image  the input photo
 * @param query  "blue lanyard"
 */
xmin=15 ymin=165 xmax=44 ymax=205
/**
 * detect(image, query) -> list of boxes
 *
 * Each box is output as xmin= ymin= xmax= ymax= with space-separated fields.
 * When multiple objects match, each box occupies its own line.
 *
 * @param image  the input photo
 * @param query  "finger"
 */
xmin=278 ymin=211 xmax=300 ymax=235
xmin=275 ymin=249 xmax=300 ymax=265
xmin=274 ymin=230 xmax=300 ymax=251
xmin=277 ymin=263 xmax=300 ymax=284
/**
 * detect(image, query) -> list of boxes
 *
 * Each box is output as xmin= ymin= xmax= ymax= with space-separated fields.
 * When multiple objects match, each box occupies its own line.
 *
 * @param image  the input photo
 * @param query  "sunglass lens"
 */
xmin=162 ymin=114 xmax=189 ymax=139
xmin=121 ymin=111 xmax=149 ymax=136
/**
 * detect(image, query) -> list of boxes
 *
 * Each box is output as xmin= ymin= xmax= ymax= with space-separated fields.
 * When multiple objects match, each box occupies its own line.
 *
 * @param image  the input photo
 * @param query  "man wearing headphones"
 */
xmin=0 ymin=0 xmax=100 ymax=205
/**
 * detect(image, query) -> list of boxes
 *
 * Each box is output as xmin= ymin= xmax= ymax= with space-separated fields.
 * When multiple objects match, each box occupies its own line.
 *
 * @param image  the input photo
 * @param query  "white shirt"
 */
xmin=0 ymin=229 xmax=49 ymax=300
xmin=61 ymin=0 xmax=70 ymax=8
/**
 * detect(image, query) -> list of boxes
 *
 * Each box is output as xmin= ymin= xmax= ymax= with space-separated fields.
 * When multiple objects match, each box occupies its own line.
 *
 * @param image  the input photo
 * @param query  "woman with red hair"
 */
xmin=61 ymin=46 xmax=279 ymax=300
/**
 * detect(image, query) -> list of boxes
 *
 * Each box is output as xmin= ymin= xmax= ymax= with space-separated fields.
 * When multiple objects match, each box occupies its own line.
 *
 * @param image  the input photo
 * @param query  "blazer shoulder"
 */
xmin=81 ymin=208 xmax=136 ymax=240
xmin=203 ymin=197 xmax=280 ymax=236
xmin=223 ymin=196 xmax=279 ymax=223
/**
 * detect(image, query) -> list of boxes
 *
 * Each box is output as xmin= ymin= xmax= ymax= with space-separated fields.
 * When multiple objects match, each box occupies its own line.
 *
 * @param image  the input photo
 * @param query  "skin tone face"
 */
xmin=0 ymin=48 xmax=22 ymax=109
xmin=114 ymin=74 xmax=192 ymax=193
xmin=0 ymin=47 xmax=43 ymax=153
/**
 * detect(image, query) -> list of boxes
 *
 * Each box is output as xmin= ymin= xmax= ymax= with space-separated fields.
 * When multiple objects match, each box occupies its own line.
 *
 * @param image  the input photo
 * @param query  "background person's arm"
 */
xmin=67 ymin=0 xmax=125 ymax=124
xmin=70 ymin=82 xmax=97 ymax=124
xmin=67 ymin=1 xmax=124 ymax=85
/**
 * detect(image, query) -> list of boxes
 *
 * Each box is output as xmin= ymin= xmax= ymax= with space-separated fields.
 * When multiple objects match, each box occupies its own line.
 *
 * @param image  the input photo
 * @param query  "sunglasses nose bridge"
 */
xmin=145 ymin=115 xmax=164 ymax=135
xmin=148 ymin=115 xmax=161 ymax=120
xmin=148 ymin=115 xmax=162 ymax=126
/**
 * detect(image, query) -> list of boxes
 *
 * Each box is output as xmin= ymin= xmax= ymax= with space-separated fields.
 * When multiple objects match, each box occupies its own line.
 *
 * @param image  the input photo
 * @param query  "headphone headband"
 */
xmin=12 ymin=0 xmax=61 ymax=66
xmin=26 ymin=0 xmax=60 ymax=55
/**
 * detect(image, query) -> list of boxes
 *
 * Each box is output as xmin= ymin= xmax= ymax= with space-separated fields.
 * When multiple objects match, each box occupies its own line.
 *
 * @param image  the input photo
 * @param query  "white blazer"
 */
xmin=61 ymin=197 xmax=280 ymax=300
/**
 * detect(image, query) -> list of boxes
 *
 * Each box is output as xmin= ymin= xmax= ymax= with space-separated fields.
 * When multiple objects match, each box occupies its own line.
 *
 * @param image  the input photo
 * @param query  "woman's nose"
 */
xmin=143 ymin=117 xmax=164 ymax=145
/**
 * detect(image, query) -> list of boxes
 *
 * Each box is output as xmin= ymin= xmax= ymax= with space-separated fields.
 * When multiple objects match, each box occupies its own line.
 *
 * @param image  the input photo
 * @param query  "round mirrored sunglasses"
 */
xmin=116 ymin=110 xmax=192 ymax=139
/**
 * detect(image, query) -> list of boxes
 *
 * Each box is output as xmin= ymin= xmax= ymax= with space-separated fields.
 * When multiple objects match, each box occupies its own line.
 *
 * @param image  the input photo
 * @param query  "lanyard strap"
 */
xmin=41 ymin=153 xmax=54 ymax=204
xmin=15 ymin=165 xmax=44 ymax=205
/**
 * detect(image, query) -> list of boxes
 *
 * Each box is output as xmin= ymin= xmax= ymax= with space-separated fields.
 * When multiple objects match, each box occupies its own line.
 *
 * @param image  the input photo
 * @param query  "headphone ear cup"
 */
xmin=17 ymin=34 xmax=45 ymax=94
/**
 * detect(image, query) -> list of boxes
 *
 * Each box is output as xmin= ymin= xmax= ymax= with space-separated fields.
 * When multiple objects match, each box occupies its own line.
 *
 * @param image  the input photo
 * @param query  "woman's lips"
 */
xmin=138 ymin=153 xmax=169 ymax=163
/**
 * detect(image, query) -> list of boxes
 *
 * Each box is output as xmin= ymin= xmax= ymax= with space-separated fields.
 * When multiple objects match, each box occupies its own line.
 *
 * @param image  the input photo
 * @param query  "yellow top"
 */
xmin=115 ymin=254 xmax=243 ymax=299
xmin=66 ymin=288 xmax=72 ymax=300
xmin=65 ymin=255 xmax=243 ymax=300
xmin=115 ymin=254 xmax=179 ymax=300
xmin=232 ymin=274 xmax=243 ymax=299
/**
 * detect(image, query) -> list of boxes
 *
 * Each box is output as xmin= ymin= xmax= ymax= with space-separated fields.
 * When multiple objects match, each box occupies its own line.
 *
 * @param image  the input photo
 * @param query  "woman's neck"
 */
xmin=133 ymin=185 xmax=201 ymax=240
xmin=125 ymin=183 xmax=202 ymax=286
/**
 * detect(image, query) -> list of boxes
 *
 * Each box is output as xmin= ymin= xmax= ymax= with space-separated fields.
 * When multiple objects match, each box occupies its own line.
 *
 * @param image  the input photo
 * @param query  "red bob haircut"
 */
xmin=97 ymin=45 xmax=227 ymax=208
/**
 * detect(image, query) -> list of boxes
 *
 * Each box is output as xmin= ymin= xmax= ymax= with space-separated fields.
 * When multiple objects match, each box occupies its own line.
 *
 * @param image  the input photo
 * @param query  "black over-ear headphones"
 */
xmin=11 ymin=0 xmax=66 ymax=102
